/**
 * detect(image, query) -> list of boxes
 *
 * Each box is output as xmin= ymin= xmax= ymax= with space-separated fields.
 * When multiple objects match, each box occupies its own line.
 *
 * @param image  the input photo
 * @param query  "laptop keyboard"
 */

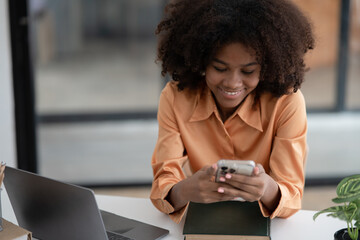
xmin=107 ymin=231 xmax=135 ymax=240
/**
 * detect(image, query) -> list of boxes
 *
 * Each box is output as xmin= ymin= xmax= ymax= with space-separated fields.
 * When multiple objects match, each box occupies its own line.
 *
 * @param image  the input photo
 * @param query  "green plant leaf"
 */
xmin=313 ymin=206 xmax=346 ymax=221
xmin=333 ymin=174 xmax=360 ymax=204
xmin=314 ymin=174 xmax=360 ymax=232
xmin=313 ymin=204 xmax=357 ymax=222
xmin=355 ymin=221 xmax=360 ymax=229
xmin=354 ymin=199 xmax=360 ymax=229
xmin=345 ymin=203 xmax=358 ymax=222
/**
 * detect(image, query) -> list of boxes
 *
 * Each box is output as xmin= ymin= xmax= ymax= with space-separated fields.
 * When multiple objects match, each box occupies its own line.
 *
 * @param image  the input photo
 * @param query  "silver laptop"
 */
xmin=4 ymin=167 xmax=169 ymax=240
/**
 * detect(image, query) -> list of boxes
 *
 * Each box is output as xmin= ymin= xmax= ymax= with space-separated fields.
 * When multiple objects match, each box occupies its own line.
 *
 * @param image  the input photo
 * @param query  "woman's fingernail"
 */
xmin=233 ymin=197 xmax=245 ymax=202
xmin=219 ymin=177 xmax=226 ymax=182
xmin=218 ymin=187 xmax=224 ymax=193
xmin=225 ymin=173 xmax=231 ymax=179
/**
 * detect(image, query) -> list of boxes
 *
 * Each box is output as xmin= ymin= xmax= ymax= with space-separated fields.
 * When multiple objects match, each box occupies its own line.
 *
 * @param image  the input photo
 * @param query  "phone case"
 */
xmin=215 ymin=160 xmax=255 ymax=182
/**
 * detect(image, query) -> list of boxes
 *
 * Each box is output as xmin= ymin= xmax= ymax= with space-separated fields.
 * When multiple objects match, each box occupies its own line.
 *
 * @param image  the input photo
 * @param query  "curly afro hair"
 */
xmin=156 ymin=0 xmax=315 ymax=98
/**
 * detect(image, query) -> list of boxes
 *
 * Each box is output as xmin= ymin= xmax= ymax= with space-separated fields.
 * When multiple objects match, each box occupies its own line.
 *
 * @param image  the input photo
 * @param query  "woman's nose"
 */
xmin=224 ymin=72 xmax=242 ymax=88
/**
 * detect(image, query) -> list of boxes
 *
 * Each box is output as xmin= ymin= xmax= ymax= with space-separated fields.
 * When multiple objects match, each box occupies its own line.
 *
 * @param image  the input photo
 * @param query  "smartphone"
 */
xmin=215 ymin=160 xmax=255 ymax=182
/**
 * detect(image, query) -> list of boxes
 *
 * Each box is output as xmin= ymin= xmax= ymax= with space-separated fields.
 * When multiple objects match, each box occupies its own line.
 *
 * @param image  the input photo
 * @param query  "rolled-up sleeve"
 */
xmin=258 ymin=91 xmax=307 ymax=219
xmin=150 ymin=86 xmax=188 ymax=223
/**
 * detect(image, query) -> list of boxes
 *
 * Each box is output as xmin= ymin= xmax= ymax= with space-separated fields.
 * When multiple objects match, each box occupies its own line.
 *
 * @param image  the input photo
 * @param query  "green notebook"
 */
xmin=183 ymin=201 xmax=270 ymax=240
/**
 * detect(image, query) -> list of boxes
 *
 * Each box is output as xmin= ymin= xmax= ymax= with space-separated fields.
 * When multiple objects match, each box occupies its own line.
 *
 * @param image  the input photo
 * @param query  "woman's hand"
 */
xmin=166 ymin=164 xmax=237 ymax=211
xmin=167 ymin=163 xmax=280 ymax=212
xmin=219 ymin=164 xmax=281 ymax=211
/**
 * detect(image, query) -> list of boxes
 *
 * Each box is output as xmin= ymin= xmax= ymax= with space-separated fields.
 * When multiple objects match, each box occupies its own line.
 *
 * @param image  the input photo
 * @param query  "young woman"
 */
xmin=150 ymin=0 xmax=314 ymax=223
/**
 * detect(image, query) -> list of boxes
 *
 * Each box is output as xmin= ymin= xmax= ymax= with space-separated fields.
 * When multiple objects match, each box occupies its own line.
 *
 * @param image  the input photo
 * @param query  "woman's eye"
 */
xmin=213 ymin=66 xmax=227 ymax=72
xmin=242 ymin=70 xmax=255 ymax=75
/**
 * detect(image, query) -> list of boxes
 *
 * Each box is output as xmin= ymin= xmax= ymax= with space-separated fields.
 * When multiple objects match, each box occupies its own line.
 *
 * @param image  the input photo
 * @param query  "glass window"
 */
xmin=28 ymin=0 xmax=358 ymax=184
xmin=293 ymin=0 xmax=340 ymax=110
xmin=32 ymin=0 xmax=163 ymax=114
xmin=347 ymin=0 xmax=360 ymax=110
xmin=30 ymin=0 xmax=164 ymax=183
xmin=292 ymin=0 xmax=360 ymax=179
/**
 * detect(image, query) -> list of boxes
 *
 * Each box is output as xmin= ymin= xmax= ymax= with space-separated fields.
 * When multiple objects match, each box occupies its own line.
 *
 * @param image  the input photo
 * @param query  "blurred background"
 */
xmin=1 ymin=0 xmax=359 ymax=210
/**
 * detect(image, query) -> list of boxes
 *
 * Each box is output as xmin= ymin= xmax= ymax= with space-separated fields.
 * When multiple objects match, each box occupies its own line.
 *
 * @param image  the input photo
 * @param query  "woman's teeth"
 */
xmin=224 ymin=90 xmax=240 ymax=95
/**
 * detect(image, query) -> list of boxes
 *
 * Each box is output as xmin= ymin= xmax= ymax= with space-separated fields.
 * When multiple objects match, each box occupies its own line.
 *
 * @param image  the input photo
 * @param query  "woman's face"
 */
xmin=205 ymin=42 xmax=261 ymax=120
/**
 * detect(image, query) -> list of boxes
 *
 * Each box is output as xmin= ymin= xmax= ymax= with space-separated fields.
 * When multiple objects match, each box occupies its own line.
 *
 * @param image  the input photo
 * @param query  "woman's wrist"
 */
xmin=167 ymin=178 xmax=190 ymax=212
xmin=260 ymin=176 xmax=281 ymax=211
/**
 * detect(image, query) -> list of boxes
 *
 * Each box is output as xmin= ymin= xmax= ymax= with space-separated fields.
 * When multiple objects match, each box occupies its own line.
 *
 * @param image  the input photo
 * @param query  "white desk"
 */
xmin=2 ymin=189 xmax=346 ymax=240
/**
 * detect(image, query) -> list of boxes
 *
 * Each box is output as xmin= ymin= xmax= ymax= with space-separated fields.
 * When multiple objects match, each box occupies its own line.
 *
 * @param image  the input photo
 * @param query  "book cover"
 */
xmin=183 ymin=201 xmax=270 ymax=240
xmin=0 ymin=218 xmax=32 ymax=240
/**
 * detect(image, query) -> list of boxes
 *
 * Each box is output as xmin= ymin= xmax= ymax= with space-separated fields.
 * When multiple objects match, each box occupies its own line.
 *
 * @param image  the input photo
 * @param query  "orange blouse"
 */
xmin=150 ymin=81 xmax=307 ymax=223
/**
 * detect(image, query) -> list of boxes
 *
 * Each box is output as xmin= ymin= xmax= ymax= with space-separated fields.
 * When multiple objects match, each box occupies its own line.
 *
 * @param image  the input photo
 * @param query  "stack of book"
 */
xmin=183 ymin=201 xmax=270 ymax=240
xmin=0 ymin=163 xmax=32 ymax=239
xmin=0 ymin=218 xmax=32 ymax=240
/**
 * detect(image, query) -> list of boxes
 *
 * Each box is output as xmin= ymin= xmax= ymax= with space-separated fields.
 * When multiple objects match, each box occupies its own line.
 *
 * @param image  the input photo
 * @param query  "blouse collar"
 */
xmin=189 ymin=86 xmax=263 ymax=132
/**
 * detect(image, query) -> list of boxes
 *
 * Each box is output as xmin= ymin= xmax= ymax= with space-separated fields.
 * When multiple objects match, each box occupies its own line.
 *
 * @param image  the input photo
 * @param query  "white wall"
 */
xmin=0 ymin=1 xmax=17 ymax=167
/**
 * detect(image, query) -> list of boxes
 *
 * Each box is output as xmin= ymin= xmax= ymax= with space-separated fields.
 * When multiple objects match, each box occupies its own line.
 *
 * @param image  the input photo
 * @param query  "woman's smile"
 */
xmin=219 ymin=87 xmax=244 ymax=97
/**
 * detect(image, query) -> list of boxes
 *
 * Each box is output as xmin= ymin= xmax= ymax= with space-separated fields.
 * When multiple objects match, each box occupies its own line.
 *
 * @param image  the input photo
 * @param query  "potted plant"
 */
xmin=313 ymin=174 xmax=360 ymax=240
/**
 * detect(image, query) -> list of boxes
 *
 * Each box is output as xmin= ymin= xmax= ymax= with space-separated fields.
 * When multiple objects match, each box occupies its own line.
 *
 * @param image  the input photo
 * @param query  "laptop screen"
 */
xmin=4 ymin=167 xmax=169 ymax=240
xmin=4 ymin=167 xmax=113 ymax=240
